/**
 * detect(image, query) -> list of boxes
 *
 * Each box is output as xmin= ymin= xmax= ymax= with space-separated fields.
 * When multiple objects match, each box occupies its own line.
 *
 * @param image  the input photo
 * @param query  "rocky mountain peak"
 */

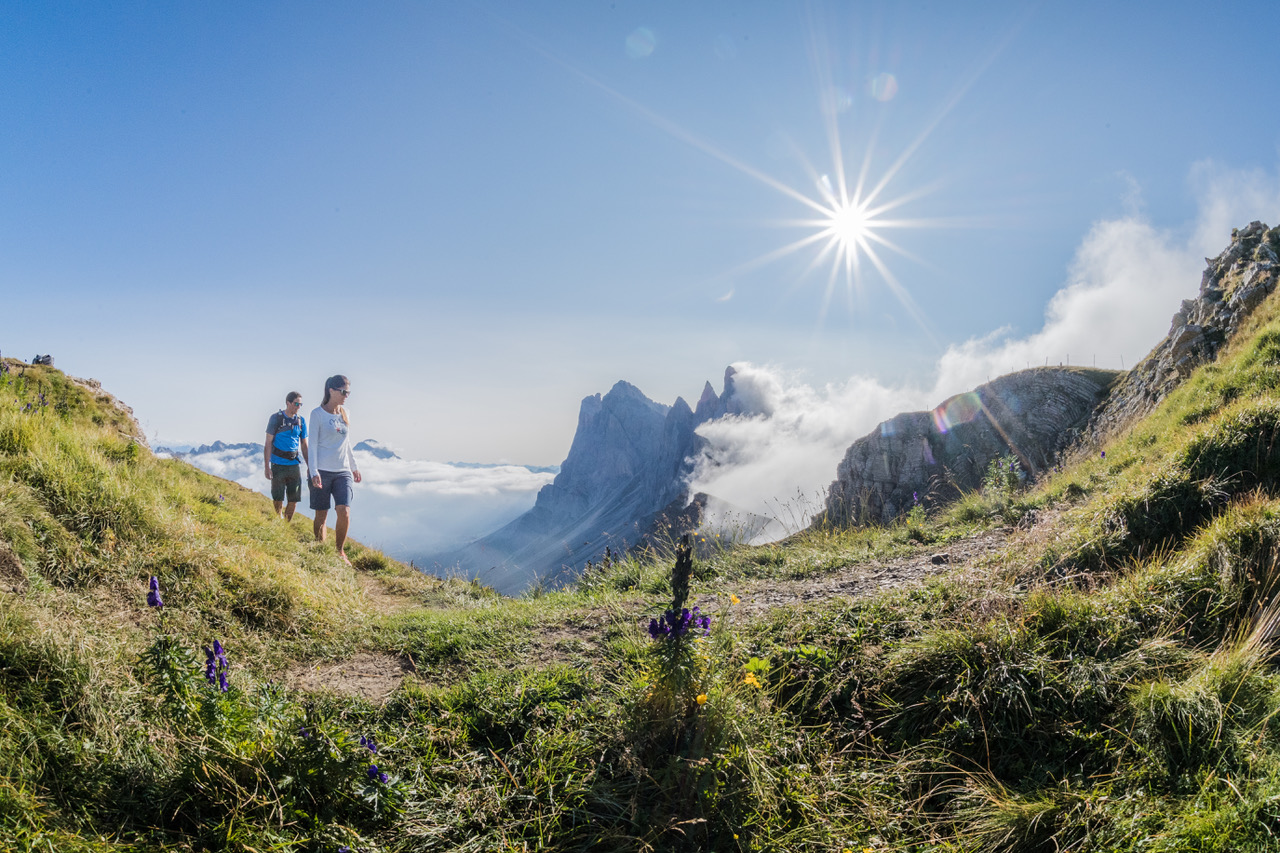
xmin=433 ymin=365 xmax=746 ymax=593
xmin=353 ymin=440 xmax=399 ymax=460
xmin=695 ymin=381 xmax=719 ymax=419
xmin=1087 ymin=221 xmax=1279 ymax=442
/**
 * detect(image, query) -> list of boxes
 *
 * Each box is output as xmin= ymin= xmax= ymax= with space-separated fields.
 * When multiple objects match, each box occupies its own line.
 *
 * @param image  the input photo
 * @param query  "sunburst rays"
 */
xmin=500 ymin=3 xmax=1024 ymax=336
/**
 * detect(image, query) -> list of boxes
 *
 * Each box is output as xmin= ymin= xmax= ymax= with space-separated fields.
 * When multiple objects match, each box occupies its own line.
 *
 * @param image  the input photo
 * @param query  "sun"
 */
xmin=826 ymin=199 xmax=871 ymax=252
xmin=529 ymin=15 xmax=958 ymax=334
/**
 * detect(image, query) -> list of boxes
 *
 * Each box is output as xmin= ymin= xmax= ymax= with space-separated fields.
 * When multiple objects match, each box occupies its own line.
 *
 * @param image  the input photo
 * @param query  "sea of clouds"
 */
xmin=163 ymin=444 xmax=556 ymax=559
xmin=688 ymin=162 xmax=1280 ymax=538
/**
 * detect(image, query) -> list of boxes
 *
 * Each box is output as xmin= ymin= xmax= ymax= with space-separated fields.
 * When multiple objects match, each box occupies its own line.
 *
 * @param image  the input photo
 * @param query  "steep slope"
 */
xmin=1086 ymin=218 xmax=1280 ymax=441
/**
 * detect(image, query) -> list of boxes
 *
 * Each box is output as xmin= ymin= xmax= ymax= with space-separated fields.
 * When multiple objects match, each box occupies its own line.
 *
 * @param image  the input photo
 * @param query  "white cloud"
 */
xmin=166 ymin=445 xmax=555 ymax=557
xmin=689 ymin=161 xmax=1280 ymax=534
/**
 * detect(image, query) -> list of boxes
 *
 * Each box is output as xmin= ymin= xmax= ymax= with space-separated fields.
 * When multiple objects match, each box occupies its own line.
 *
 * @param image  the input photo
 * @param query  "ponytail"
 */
xmin=321 ymin=374 xmax=351 ymax=425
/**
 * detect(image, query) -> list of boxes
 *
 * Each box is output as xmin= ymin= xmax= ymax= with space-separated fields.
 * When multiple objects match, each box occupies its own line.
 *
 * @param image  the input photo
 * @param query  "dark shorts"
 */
xmin=309 ymin=470 xmax=354 ymax=511
xmin=270 ymin=463 xmax=302 ymax=503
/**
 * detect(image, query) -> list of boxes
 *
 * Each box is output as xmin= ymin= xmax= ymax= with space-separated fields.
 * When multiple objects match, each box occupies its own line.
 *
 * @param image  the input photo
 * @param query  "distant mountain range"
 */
xmin=157 ymin=439 xmax=402 ymax=460
xmin=156 ymin=440 xmax=557 ymax=557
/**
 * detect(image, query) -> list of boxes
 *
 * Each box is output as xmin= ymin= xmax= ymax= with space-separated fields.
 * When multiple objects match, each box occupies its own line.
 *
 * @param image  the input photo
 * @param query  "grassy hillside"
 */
xmin=8 ymin=282 xmax=1280 ymax=851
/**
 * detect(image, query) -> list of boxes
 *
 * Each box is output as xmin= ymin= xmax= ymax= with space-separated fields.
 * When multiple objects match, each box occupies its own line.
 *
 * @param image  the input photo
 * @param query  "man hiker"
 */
xmin=264 ymin=391 xmax=309 ymax=521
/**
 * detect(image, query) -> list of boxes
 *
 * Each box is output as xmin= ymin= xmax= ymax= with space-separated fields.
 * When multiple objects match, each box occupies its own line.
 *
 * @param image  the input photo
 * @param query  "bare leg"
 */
xmin=313 ymin=509 xmax=328 ymax=542
xmin=335 ymin=506 xmax=351 ymax=564
xmin=284 ymin=502 xmax=296 ymax=522
xmin=273 ymin=500 xmax=284 ymax=518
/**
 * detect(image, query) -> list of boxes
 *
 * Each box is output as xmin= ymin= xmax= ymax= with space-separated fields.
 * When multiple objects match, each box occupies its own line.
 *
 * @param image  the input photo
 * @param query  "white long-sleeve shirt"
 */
xmin=307 ymin=405 xmax=359 ymax=477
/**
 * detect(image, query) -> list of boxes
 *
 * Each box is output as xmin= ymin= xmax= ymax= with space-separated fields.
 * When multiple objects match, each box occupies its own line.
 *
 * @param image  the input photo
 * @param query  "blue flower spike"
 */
xmin=204 ymin=641 xmax=230 ymax=692
xmin=648 ymin=605 xmax=712 ymax=640
xmin=146 ymin=576 xmax=163 ymax=608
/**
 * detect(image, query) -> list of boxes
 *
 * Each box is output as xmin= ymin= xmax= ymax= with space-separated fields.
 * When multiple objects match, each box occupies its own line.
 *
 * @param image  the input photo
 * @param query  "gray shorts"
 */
xmin=270 ymin=463 xmax=302 ymax=503
xmin=309 ymin=470 xmax=354 ymax=511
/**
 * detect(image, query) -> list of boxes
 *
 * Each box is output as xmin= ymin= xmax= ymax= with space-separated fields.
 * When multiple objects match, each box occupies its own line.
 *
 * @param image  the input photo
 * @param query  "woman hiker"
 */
xmin=307 ymin=374 xmax=362 ymax=565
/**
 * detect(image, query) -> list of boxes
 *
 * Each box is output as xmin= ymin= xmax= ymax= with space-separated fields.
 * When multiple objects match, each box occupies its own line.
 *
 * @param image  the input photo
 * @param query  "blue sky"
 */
xmin=3 ymin=1 xmax=1280 ymax=468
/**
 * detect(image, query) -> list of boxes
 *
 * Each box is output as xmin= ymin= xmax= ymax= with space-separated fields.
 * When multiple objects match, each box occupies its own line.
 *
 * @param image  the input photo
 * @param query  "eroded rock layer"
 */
xmin=823 ymin=367 xmax=1118 ymax=526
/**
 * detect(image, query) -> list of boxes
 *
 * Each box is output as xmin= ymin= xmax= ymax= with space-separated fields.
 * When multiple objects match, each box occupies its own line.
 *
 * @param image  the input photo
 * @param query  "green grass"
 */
xmin=11 ymin=259 xmax=1280 ymax=849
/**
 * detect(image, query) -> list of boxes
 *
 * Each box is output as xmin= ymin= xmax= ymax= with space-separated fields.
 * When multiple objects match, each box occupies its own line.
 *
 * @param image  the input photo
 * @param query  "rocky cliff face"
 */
xmin=431 ymin=368 xmax=745 ymax=594
xmin=824 ymin=222 xmax=1280 ymax=528
xmin=824 ymin=367 xmax=1118 ymax=525
xmin=1086 ymin=220 xmax=1280 ymax=442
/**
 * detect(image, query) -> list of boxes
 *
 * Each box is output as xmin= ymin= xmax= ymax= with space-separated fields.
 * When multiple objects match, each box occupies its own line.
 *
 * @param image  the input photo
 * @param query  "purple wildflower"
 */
xmin=299 ymin=727 xmax=310 ymax=739
xmin=146 ymin=576 xmax=163 ymax=608
xmin=648 ymin=605 xmax=712 ymax=639
xmin=1101 ymin=451 xmax=1106 ymax=459
xmin=204 ymin=641 xmax=230 ymax=692
xmin=367 ymin=763 xmax=389 ymax=784
xmin=360 ymin=735 xmax=379 ymax=754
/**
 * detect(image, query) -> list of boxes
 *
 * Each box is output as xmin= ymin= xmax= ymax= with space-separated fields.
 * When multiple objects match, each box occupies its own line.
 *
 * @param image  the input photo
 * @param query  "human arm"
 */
xmin=307 ymin=409 xmax=322 ymax=486
xmin=263 ymin=433 xmax=274 ymax=479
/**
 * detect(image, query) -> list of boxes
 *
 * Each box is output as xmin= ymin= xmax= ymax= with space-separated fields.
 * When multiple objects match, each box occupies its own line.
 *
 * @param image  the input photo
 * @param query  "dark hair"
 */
xmin=321 ymin=374 xmax=349 ymax=410
xmin=286 ymin=391 xmax=301 ymax=404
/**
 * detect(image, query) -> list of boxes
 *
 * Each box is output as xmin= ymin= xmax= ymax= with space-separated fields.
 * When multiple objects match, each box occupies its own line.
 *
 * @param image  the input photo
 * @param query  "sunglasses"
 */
xmin=336 ymin=388 xmax=351 ymax=396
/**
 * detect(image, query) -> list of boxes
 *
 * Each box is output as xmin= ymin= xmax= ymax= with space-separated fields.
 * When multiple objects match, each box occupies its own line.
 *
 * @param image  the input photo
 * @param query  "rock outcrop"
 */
xmin=823 ymin=367 xmax=1119 ymax=526
xmin=824 ymin=223 xmax=1280 ymax=529
xmin=1086 ymin=220 xmax=1280 ymax=442
xmin=431 ymin=369 xmax=745 ymax=594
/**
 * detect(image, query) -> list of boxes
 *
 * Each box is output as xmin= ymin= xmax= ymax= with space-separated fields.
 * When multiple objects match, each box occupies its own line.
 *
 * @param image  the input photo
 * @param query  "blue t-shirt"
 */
xmin=266 ymin=410 xmax=308 ymax=465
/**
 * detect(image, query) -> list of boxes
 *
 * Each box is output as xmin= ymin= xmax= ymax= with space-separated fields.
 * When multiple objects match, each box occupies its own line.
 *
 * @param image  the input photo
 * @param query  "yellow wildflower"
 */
xmin=696 ymin=694 xmax=707 ymax=705
xmin=743 ymin=672 xmax=762 ymax=689
xmin=730 ymin=594 xmax=740 ymax=604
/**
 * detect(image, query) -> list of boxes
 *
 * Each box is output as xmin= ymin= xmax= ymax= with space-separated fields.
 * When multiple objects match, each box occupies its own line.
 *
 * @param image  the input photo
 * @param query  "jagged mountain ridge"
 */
xmin=429 ymin=369 xmax=746 ymax=593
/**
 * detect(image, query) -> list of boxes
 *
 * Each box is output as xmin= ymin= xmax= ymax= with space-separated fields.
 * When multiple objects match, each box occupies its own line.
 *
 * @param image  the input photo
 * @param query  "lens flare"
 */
xmin=626 ymin=27 xmax=656 ymax=59
xmin=931 ymin=392 xmax=983 ymax=433
xmin=869 ymin=72 xmax=898 ymax=102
